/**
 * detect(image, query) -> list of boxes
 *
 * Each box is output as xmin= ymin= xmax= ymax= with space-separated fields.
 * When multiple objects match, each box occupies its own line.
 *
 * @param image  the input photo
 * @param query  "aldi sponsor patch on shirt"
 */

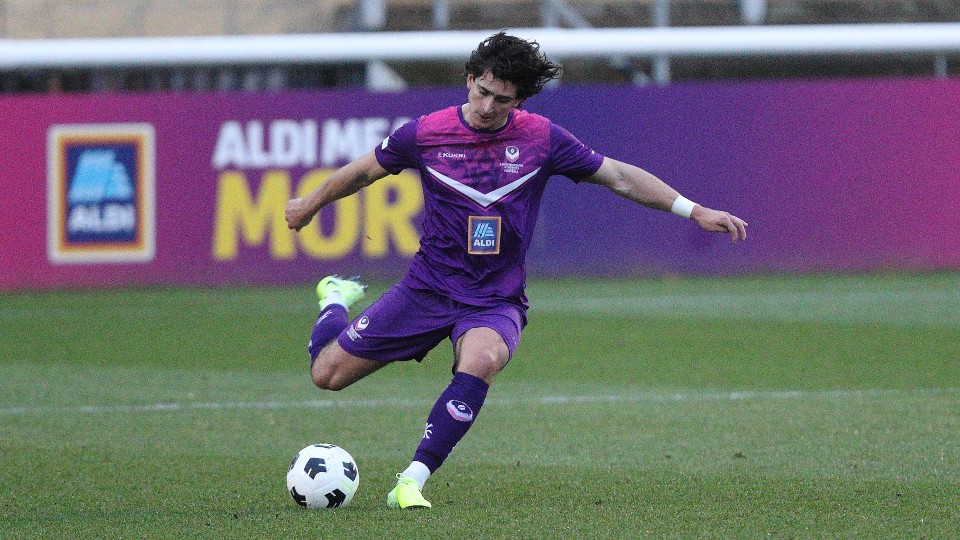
xmin=468 ymin=216 xmax=501 ymax=255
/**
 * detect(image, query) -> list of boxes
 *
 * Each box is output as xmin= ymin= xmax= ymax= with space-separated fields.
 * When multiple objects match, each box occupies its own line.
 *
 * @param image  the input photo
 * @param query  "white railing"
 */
xmin=1 ymin=24 xmax=959 ymax=69
xmin=1 ymin=23 xmax=958 ymax=87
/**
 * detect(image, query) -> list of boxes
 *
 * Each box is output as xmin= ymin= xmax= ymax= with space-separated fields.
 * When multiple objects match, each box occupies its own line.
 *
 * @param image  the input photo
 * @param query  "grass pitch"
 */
xmin=2 ymin=273 xmax=959 ymax=538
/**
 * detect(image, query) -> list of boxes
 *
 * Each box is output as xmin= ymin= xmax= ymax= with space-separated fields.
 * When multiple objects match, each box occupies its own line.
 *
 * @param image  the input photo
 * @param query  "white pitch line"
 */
xmin=531 ymin=287 xmax=960 ymax=327
xmin=1 ymin=387 xmax=957 ymax=417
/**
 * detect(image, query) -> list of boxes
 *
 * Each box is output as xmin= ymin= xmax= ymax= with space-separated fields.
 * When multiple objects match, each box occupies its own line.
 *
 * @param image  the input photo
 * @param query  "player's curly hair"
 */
xmin=464 ymin=32 xmax=562 ymax=101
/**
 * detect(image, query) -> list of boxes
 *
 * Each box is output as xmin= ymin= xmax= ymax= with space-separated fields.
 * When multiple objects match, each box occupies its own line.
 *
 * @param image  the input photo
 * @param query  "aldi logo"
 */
xmin=47 ymin=124 xmax=155 ymax=264
xmin=468 ymin=215 xmax=501 ymax=255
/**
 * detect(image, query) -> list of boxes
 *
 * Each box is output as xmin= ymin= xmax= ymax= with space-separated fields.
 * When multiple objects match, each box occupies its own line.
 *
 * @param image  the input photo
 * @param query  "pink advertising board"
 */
xmin=1 ymin=78 xmax=959 ymax=290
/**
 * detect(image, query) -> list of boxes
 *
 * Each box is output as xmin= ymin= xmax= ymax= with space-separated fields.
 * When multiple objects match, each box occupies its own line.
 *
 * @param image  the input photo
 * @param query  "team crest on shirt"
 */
xmin=501 ymin=145 xmax=523 ymax=173
xmin=468 ymin=216 xmax=501 ymax=255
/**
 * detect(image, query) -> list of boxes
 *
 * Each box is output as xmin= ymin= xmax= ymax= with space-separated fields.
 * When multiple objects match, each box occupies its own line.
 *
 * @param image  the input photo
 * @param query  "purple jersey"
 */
xmin=375 ymin=106 xmax=603 ymax=309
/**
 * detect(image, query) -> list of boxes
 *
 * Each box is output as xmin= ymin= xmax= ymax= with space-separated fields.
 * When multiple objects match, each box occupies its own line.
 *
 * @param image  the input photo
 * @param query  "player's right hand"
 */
xmin=285 ymin=198 xmax=314 ymax=231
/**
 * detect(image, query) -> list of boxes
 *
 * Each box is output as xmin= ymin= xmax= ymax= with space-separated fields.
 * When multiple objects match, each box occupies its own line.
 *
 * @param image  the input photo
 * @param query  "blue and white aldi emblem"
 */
xmin=47 ymin=124 xmax=155 ymax=264
xmin=468 ymin=216 xmax=501 ymax=255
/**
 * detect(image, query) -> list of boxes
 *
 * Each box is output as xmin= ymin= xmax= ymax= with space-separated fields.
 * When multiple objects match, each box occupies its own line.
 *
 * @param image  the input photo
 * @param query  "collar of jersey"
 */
xmin=457 ymin=105 xmax=516 ymax=135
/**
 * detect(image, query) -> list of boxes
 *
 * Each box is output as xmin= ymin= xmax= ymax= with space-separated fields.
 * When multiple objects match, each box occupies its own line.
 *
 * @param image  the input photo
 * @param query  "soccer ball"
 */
xmin=286 ymin=444 xmax=360 ymax=509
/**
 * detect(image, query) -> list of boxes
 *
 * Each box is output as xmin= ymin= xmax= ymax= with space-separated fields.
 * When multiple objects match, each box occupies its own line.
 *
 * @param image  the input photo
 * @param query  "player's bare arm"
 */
xmin=285 ymin=151 xmax=389 ymax=231
xmin=584 ymin=156 xmax=748 ymax=243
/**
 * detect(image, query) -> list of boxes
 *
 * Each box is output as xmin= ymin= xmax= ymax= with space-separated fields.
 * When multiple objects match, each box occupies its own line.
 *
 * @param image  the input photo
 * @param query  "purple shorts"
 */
xmin=337 ymin=283 xmax=526 ymax=363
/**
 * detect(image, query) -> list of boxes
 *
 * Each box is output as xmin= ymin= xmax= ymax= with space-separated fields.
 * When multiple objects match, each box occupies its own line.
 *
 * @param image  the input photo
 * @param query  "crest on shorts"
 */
xmin=355 ymin=316 xmax=370 ymax=331
xmin=347 ymin=315 xmax=369 ymax=341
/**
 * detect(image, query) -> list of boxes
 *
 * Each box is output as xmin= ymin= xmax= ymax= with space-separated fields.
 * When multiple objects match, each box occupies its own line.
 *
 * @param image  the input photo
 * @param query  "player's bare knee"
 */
xmin=482 ymin=350 xmax=508 ymax=374
xmin=457 ymin=348 xmax=508 ymax=383
xmin=311 ymin=370 xmax=348 ymax=391
xmin=311 ymin=362 xmax=348 ymax=391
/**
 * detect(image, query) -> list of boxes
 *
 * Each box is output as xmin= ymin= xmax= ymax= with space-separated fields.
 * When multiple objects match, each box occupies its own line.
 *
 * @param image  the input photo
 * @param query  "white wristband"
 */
xmin=671 ymin=195 xmax=697 ymax=219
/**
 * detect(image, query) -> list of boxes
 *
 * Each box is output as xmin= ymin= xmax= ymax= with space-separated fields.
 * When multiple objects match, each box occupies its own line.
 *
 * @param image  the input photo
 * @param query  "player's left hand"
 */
xmin=691 ymin=206 xmax=748 ymax=243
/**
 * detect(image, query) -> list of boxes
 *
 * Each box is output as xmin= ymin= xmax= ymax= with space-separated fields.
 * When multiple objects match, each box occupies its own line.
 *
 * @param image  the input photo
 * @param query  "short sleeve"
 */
xmin=375 ymin=119 xmax=419 ymax=174
xmin=550 ymin=123 xmax=604 ymax=181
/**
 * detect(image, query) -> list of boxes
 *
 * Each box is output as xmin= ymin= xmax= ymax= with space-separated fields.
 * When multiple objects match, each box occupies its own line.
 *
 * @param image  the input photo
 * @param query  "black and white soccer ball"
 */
xmin=286 ymin=444 xmax=360 ymax=509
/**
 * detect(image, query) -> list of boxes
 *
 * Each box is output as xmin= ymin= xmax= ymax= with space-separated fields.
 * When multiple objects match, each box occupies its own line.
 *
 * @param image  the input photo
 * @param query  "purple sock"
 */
xmin=413 ymin=371 xmax=489 ymax=473
xmin=308 ymin=304 xmax=349 ymax=363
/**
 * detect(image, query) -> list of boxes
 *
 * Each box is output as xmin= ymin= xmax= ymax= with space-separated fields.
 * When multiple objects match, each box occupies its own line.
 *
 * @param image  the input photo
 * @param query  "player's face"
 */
xmin=463 ymin=71 xmax=522 ymax=131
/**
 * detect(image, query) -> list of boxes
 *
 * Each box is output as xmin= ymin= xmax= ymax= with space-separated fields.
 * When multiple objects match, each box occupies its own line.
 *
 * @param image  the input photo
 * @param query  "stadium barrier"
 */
xmin=3 ymin=24 xmax=960 ymax=69
xmin=1 ymin=77 xmax=958 ymax=290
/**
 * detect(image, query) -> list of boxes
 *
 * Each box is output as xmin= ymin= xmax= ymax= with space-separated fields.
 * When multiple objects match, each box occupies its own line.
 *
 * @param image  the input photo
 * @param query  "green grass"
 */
xmin=2 ymin=273 xmax=959 ymax=538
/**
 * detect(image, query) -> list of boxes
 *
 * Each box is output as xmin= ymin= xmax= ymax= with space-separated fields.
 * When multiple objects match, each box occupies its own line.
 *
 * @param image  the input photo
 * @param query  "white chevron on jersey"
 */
xmin=426 ymin=166 xmax=541 ymax=208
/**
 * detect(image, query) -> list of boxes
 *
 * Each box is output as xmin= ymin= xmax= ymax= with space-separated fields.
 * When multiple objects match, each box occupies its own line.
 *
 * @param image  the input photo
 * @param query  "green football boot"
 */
xmin=316 ymin=275 xmax=367 ymax=308
xmin=386 ymin=474 xmax=432 ymax=509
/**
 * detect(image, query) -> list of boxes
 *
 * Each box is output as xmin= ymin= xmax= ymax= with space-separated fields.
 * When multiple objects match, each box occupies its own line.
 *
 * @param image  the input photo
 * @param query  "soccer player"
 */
xmin=285 ymin=32 xmax=747 ymax=509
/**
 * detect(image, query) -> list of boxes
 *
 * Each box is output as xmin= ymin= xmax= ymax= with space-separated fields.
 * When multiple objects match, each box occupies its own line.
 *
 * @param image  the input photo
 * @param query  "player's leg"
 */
xmin=451 ymin=326 xmax=511 ymax=383
xmin=407 ymin=327 xmax=509 ymax=474
xmin=306 ymin=275 xmax=382 ymax=390
xmin=389 ymin=307 xmax=523 ymax=509
xmin=311 ymin=341 xmax=385 ymax=390
xmin=307 ymin=275 xmax=367 ymax=360
xmin=318 ymin=283 xmax=453 ymax=393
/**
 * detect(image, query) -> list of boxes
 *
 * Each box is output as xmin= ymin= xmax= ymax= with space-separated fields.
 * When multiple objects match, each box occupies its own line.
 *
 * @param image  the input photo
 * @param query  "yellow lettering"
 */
xmin=212 ymin=168 xmax=424 ymax=262
xmin=212 ymin=171 xmax=295 ymax=260
xmin=295 ymin=169 xmax=360 ymax=259
xmin=362 ymin=171 xmax=423 ymax=258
